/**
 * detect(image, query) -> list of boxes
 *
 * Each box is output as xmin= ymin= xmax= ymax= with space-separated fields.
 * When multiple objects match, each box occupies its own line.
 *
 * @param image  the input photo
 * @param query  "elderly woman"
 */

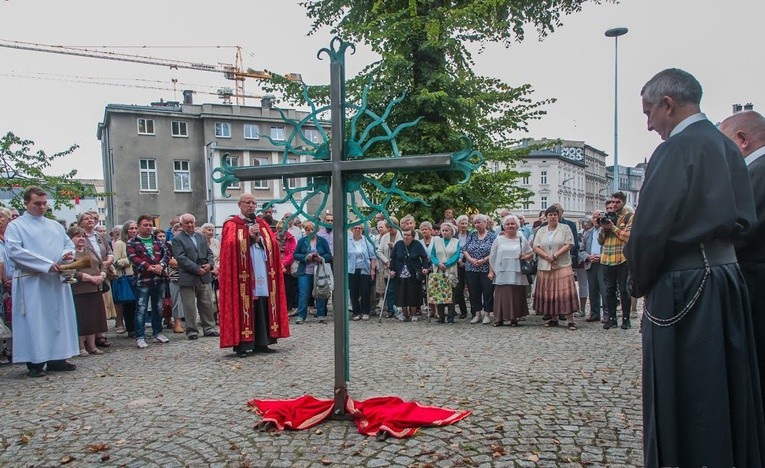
xmin=455 ymin=214 xmax=471 ymax=319
xmin=348 ymin=225 xmax=377 ymax=321
xmin=77 ymin=212 xmax=115 ymax=346
xmin=375 ymin=216 xmax=400 ymax=317
xmin=488 ymin=215 xmax=534 ymax=326
xmin=0 ymin=207 xmax=13 ymax=363
xmin=430 ymin=222 xmax=460 ymax=324
xmin=418 ymin=221 xmax=436 ymax=317
xmin=113 ymin=220 xmax=138 ymax=338
xmin=67 ymin=226 xmax=108 ymax=356
xmin=275 ymin=220 xmax=297 ymax=314
xmin=533 ymin=205 xmax=579 ymax=330
xmin=201 ymin=222 xmax=222 ymax=321
xmin=463 ymin=214 xmax=497 ymax=324
xmin=293 ymin=221 xmax=332 ymax=324
xmin=389 ymin=228 xmax=430 ymax=322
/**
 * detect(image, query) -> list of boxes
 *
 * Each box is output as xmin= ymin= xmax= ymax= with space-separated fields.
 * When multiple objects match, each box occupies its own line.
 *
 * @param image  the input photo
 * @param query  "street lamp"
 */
xmin=605 ymin=27 xmax=628 ymax=194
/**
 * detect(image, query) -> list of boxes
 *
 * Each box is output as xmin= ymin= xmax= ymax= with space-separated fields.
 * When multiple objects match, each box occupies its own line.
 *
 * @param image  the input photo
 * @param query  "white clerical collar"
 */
xmin=745 ymin=146 xmax=765 ymax=166
xmin=670 ymin=113 xmax=706 ymax=137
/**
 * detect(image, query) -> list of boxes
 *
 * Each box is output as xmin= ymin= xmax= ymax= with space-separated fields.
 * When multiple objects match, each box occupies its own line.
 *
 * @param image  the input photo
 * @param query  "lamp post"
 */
xmin=605 ymin=27 xmax=628 ymax=194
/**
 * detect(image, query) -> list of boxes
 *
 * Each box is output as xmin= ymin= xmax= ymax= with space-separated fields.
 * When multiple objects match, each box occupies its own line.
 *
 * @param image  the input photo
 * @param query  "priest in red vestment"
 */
xmin=219 ymin=194 xmax=289 ymax=356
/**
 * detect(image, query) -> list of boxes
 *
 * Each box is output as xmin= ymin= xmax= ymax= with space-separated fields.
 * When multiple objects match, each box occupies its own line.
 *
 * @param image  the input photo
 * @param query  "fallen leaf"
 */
xmin=528 ymin=454 xmax=539 ymax=462
xmin=86 ymin=443 xmax=109 ymax=453
xmin=320 ymin=457 xmax=331 ymax=465
xmin=18 ymin=434 xmax=31 ymax=445
xmin=315 ymin=429 xmax=323 ymax=435
xmin=60 ymin=455 xmax=75 ymax=465
xmin=494 ymin=424 xmax=504 ymax=432
xmin=100 ymin=454 xmax=111 ymax=462
xmin=230 ymin=442 xmax=239 ymax=451
xmin=491 ymin=444 xmax=506 ymax=457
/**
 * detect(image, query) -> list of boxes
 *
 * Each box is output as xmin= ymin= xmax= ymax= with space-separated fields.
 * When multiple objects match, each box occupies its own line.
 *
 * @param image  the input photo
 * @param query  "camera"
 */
xmin=599 ymin=212 xmax=618 ymax=226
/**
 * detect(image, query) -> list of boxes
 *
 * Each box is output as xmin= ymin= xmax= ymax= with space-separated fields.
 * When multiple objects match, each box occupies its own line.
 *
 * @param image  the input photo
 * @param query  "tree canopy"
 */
xmin=267 ymin=0 xmax=610 ymax=222
xmin=0 ymin=131 xmax=97 ymax=213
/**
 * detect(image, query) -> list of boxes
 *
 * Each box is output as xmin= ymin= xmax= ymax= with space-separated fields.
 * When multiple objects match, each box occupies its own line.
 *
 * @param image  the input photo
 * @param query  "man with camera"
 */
xmin=582 ymin=209 xmax=607 ymax=323
xmin=598 ymin=192 xmax=633 ymax=329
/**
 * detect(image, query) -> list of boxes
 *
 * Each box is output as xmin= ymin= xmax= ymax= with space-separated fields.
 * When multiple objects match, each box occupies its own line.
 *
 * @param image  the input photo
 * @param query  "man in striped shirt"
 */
xmin=598 ymin=192 xmax=633 ymax=329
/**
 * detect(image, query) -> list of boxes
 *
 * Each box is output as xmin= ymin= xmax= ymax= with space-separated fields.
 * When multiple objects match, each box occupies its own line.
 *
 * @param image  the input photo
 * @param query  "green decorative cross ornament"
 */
xmin=211 ymin=37 xmax=482 ymax=416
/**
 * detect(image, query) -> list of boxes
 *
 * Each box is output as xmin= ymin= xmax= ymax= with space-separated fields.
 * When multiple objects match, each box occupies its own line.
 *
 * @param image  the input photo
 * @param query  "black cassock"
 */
xmin=736 ymin=152 xmax=765 ymax=419
xmin=625 ymin=118 xmax=765 ymax=467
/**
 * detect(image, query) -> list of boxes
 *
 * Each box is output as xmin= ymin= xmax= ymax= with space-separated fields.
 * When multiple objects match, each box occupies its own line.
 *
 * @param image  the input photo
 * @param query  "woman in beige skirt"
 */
xmin=532 ymin=206 xmax=579 ymax=330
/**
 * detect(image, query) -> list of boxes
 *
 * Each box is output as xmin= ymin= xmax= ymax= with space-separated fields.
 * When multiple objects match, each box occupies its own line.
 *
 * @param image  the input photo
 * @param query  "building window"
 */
xmin=540 ymin=195 xmax=548 ymax=208
xmin=270 ymin=126 xmax=285 ymax=141
xmin=215 ymin=122 xmax=231 ymax=138
xmin=223 ymin=155 xmax=240 ymax=189
xmin=171 ymin=121 xmax=188 ymax=137
xmin=540 ymin=171 xmax=548 ymax=185
xmin=286 ymin=158 xmax=300 ymax=189
xmin=522 ymin=175 xmax=530 ymax=185
xmin=304 ymin=128 xmax=321 ymax=144
xmin=253 ymin=158 xmax=269 ymax=189
xmin=243 ymin=123 xmax=260 ymax=140
xmin=137 ymin=118 xmax=155 ymax=135
xmin=522 ymin=201 xmax=531 ymax=210
xmin=139 ymin=159 xmax=158 ymax=191
xmin=173 ymin=160 xmax=191 ymax=192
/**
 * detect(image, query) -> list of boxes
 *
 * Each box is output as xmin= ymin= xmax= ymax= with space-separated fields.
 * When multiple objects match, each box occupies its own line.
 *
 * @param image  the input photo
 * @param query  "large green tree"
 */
xmin=268 ymin=0 xmax=610 ymax=221
xmin=0 ymin=131 xmax=97 ymax=212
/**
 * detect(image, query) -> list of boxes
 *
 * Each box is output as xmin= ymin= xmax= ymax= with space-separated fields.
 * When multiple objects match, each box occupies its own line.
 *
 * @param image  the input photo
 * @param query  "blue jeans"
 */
xmin=297 ymin=274 xmax=327 ymax=320
xmin=135 ymin=283 xmax=164 ymax=339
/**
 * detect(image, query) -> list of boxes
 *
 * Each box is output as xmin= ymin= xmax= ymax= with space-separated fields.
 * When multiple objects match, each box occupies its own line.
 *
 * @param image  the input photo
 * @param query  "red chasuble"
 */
xmin=219 ymin=216 xmax=290 ymax=348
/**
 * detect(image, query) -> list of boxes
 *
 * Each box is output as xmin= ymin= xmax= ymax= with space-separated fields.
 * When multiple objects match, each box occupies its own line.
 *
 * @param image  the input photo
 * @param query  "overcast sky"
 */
xmin=1 ymin=0 xmax=762 ymax=180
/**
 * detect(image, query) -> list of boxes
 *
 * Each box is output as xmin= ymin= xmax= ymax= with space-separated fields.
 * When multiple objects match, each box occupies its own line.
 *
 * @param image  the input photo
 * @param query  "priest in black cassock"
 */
xmin=720 ymin=110 xmax=765 ymax=417
xmin=625 ymin=68 xmax=765 ymax=467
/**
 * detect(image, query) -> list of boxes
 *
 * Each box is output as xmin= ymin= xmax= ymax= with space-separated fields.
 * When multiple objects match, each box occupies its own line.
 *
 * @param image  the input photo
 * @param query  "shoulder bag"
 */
xmin=111 ymin=270 xmax=136 ymax=303
xmin=519 ymin=238 xmax=537 ymax=276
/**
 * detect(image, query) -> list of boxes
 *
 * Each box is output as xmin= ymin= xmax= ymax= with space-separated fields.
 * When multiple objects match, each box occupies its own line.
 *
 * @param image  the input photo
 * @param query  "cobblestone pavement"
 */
xmin=0 ymin=305 xmax=643 ymax=467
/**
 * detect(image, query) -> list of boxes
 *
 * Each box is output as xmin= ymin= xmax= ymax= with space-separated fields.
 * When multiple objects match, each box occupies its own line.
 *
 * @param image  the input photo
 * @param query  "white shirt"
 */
xmin=249 ymin=243 xmax=269 ymax=297
xmin=745 ymin=146 xmax=765 ymax=167
xmin=670 ymin=113 xmax=706 ymax=138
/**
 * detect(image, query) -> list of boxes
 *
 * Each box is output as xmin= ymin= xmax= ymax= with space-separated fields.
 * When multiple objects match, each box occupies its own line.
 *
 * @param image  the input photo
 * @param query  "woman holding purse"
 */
xmin=67 ymin=226 xmax=108 ymax=356
xmin=112 ymin=220 xmax=138 ymax=338
xmin=293 ymin=221 xmax=332 ymax=324
xmin=430 ymin=222 xmax=460 ymax=324
xmin=488 ymin=215 xmax=533 ymax=327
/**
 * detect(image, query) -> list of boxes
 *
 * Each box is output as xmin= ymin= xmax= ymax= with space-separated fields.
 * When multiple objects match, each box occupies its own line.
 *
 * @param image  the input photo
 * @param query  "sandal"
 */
xmin=510 ymin=320 xmax=520 ymax=327
xmin=567 ymin=322 xmax=578 ymax=331
xmin=86 ymin=348 xmax=104 ymax=355
xmin=95 ymin=337 xmax=111 ymax=348
xmin=544 ymin=320 xmax=559 ymax=328
xmin=492 ymin=321 xmax=503 ymax=327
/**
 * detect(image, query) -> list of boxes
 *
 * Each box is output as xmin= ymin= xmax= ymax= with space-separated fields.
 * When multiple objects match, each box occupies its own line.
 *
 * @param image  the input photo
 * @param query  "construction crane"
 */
xmin=0 ymin=39 xmax=303 ymax=105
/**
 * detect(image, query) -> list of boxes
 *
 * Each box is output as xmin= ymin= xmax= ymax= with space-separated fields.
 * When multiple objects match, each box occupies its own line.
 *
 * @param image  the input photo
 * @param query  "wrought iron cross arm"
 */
xmin=232 ymin=154 xmax=453 ymax=182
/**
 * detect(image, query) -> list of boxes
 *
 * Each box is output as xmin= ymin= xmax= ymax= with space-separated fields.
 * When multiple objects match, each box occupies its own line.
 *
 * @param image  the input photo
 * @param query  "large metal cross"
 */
xmin=224 ymin=38 xmax=473 ymax=416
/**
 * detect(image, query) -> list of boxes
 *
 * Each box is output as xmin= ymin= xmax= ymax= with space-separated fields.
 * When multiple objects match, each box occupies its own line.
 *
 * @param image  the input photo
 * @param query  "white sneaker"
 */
xmin=470 ymin=313 xmax=482 ymax=324
xmin=482 ymin=313 xmax=491 ymax=324
xmin=136 ymin=338 xmax=148 ymax=349
xmin=154 ymin=333 xmax=170 ymax=344
xmin=361 ymin=314 xmax=370 ymax=321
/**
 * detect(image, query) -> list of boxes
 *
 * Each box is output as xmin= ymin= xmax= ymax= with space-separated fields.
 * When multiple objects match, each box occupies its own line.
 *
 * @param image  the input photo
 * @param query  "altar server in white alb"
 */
xmin=5 ymin=186 xmax=80 ymax=377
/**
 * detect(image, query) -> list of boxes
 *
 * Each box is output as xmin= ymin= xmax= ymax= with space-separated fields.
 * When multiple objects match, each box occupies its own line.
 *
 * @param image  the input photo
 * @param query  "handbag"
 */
xmin=446 ymin=273 xmax=459 ymax=288
xmin=427 ymin=272 xmax=453 ymax=305
xmin=111 ymin=271 xmax=136 ymax=303
xmin=313 ymin=260 xmax=333 ymax=300
xmin=290 ymin=259 xmax=299 ymax=277
xmin=100 ymin=280 xmax=110 ymax=293
xmin=518 ymin=237 xmax=537 ymax=276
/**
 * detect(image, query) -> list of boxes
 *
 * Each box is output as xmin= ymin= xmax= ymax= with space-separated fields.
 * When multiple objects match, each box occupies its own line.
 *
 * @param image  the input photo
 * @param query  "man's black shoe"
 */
xmin=254 ymin=346 xmax=276 ymax=354
xmin=603 ymin=320 xmax=617 ymax=330
xmin=27 ymin=368 xmax=47 ymax=378
xmin=621 ymin=320 xmax=631 ymax=330
xmin=188 ymin=334 xmax=199 ymax=340
xmin=46 ymin=361 xmax=76 ymax=372
xmin=585 ymin=316 xmax=600 ymax=323
xmin=203 ymin=331 xmax=220 ymax=337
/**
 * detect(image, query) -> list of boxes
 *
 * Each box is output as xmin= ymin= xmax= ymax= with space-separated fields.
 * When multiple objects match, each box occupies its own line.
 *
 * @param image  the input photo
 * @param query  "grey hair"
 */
xmin=455 ymin=214 xmax=469 ymax=224
xmin=201 ymin=222 xmax=214 ymax=231
xmin=641 ymin=68 xmax=702 ymax=106
xmin=419 ymin=221 xmax=433 ymax=230
xmin=0 ymin=207 xmax=11 ymax=219
xmin=120 ymin=219 xmax=136 ymax=242
xmin=473 ymin=214 xmax=489 ymax=223
xmin=501 ymin=215 xmax=520 ymax=228
xmin=440 ymin=222 xmax=457 ymax=237
xmin=179 ymin=213 xmax=195 ymax=224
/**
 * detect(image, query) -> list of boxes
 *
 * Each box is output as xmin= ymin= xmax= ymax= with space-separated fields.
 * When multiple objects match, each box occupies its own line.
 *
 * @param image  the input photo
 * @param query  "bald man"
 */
xmin=721 ymin=110 xmax=765 ymax=418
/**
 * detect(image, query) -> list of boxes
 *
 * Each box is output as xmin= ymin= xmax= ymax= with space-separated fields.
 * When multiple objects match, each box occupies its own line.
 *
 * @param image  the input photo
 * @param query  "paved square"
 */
xmin=0 ymin=311 xmax=643 ymax=466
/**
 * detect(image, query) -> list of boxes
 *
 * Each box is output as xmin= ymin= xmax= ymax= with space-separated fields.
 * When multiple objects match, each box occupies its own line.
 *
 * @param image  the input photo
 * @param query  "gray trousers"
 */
xmin=180 ymin=284 xmax=217 ymax=336
xmin=169 ymin=281 xmax=184 ymax=319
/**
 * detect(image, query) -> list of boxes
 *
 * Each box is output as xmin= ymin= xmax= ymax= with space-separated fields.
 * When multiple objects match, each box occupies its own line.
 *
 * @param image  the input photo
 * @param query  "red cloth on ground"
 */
xmin=247 ymin=394 xmax=471 ymax=438
xmin=219 ymin=216 xmax=289 ymax=348
xmin=248 ymin=395 xmax=334 ymax=431
xmin=346 ymin=396 xmax=472 ymax=438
